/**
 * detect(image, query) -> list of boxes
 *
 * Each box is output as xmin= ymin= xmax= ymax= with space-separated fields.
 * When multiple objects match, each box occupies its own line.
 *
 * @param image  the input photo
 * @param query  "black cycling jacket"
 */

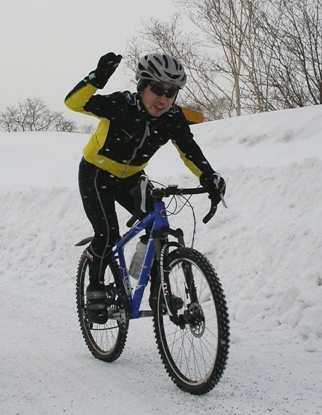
xmin=65 ymin=81 xmax=214 ymax=178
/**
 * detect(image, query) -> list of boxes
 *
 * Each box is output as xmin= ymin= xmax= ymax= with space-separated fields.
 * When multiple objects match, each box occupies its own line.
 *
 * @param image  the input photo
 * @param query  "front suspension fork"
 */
xmin=153 ymin=227 xmax=197 ymax=323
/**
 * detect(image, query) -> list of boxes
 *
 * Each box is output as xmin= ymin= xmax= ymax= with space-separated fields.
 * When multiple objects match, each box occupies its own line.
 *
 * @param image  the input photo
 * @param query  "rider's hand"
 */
xmin=200 ymin=171 xmax=226 ymax=206
xmin=87 ymin=52 xmax=122 ymax=89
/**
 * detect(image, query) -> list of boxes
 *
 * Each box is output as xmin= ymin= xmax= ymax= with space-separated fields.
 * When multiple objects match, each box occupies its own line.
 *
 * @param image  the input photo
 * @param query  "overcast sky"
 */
xmin=0 ymin=0 xmax=177 ymax=122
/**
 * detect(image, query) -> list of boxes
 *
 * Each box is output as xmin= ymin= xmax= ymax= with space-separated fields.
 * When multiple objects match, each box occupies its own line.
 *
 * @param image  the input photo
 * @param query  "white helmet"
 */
xmin=136 ymin=52 xmax=187 ymax=88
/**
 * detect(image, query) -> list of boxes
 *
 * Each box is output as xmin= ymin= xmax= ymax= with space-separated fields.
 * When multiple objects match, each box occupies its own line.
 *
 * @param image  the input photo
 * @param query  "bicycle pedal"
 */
xmin=86 ymin=307 xmax=108 ymax=325
xmin=87 ymin=302 xmax=106 ymax=311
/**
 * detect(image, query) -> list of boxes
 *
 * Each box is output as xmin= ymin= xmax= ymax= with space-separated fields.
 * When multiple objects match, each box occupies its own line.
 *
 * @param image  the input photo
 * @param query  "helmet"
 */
xmin=136 ymin=52 xmax=187 ymax=88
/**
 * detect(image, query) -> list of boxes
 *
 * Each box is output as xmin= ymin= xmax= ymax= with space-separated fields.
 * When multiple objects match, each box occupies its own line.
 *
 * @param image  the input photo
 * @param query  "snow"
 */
xmin=1 ymin=105 xmax=322 ymax=414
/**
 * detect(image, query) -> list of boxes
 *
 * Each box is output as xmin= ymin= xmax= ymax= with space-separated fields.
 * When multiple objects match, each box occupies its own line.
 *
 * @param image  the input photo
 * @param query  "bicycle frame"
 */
xmin=110 ymin=200 xmax=169 ymax=319
xmin=76 ymin=183 xmax=229 ymax=394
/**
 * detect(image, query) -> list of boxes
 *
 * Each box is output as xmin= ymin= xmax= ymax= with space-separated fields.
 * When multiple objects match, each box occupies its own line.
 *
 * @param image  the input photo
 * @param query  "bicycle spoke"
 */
xmin=153 ymin=247 xmax=229 ymax=394
xmin=76 ymin=254 xmax=129 ymax=362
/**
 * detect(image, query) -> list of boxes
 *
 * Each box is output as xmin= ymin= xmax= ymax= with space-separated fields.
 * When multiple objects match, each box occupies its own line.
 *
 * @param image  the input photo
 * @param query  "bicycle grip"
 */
xmin=202 ymin=190 xmax=221 ymax=223
xmin=202 ymin=204 xmax=217 ymax=223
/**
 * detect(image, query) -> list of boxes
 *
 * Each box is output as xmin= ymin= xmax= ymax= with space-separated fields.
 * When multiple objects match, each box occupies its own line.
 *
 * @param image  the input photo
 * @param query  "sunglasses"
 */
xmin=149 ymin=83 xmax=178 ymax=99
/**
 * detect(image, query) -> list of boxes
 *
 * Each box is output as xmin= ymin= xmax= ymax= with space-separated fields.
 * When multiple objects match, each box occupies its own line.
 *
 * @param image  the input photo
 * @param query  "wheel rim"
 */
xmin=77 ymin=256 xmax=128 ymax=357
xmin=157 ymin=258 xmax=220 ymax=385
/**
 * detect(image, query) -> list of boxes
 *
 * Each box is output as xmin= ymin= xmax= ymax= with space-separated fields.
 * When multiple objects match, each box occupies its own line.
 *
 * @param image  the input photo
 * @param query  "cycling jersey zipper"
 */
xmin=120 ymin=120 xmax=150 ymax=178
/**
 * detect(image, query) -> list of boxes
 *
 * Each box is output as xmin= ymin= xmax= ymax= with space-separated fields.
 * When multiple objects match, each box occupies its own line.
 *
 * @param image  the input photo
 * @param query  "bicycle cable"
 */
xmin=150 ymin=180 xmax=197 ymax=248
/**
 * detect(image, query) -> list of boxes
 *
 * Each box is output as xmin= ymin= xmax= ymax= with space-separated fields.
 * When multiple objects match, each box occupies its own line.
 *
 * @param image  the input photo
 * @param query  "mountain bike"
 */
xmin=75 ymin=176 xmax=230 ymax=395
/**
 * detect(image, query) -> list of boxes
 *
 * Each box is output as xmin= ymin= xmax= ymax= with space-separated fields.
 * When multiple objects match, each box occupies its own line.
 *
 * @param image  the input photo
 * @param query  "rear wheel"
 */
xmin=153 ymin=247 xmax=230 ymax=394
xmin=76 ymin=253 xmax=129 ymax=362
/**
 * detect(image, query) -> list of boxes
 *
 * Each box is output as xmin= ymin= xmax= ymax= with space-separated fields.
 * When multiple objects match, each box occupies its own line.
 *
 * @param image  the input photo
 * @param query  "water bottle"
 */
xmin=129 ymin=238 xmax=147 ymax=280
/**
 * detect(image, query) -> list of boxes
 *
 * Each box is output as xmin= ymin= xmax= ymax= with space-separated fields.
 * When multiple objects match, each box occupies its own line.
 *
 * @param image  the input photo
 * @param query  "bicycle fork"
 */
xmin=153 ymin=227 xmax=198 ymax=327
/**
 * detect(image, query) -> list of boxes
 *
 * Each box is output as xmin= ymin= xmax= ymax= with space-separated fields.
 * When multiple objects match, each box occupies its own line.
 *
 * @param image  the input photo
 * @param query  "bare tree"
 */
xmin=126 ymin=1 xmax=261 ymax=117
xmin=125 ymin=14 xmax=233 ymax=120
xmin=180 ymin=0 xmax=248 ymax=116
xmin=54 ymin=115 xmax=77 ymax=132
xmin=0 ymin=98 xmax=77 ymax=132
xmin=236 ymin=1 xmax=276 ymax=112
xmin=78 ymin=123 xmax=95 ymax=134
xmin=260 ymin=0 xmax=322 ymax=109
xmin=126 ymin=0 xmax=322 ymax=118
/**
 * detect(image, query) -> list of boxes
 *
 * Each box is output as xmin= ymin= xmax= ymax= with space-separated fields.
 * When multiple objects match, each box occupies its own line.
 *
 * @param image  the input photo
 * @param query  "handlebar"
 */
xmin=154 ymin=185 xmax=219 ymax=224
xmin=126 ymin=183 xmax=220 ymax=227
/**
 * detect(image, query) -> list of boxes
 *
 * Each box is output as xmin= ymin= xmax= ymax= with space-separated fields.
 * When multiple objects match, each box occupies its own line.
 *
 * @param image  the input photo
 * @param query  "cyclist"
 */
xmin=65 ymin=52 xmax=226 ymax=323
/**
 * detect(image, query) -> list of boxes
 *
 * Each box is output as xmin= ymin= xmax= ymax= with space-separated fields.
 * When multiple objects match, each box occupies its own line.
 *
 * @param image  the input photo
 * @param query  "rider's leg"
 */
xmin=116 ymin=173 xmax=161 ymax=308
xmin=114 ymin=170 xmax=154 ymax=214
xmin=78 ymin=159 xmax=121 ymax=323
xmin=79 ymin=159 xmax=120 ymax=288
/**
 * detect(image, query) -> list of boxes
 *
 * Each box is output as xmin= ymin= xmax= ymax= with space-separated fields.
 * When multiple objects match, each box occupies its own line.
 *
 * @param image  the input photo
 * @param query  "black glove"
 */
xmin=87 ymin=52 xmax=122 ymax=89
xmin=200 ymin=171 xmax=226 ymax=206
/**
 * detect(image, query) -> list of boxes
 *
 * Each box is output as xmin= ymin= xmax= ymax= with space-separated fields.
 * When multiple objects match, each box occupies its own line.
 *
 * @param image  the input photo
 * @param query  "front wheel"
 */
xmin=153 ymin=247 xmax=230 ymax=395
xmin=76 ymin=253 xmax=129 ymax=362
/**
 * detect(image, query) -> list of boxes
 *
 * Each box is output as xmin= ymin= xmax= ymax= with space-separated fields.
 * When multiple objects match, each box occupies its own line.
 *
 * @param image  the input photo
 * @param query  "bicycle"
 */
xmin=75 ymin=176 xmax=230 ymax=395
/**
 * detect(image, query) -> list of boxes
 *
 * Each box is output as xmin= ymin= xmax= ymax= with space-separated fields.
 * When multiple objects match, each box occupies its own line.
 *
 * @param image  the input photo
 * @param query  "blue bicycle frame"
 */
xmin=110 ymin=201 xmax=169 ymax=319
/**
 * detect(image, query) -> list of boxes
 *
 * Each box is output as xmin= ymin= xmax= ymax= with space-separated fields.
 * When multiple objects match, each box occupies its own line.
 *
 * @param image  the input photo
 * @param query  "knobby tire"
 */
xmin=153 ymin=247 xmax=230 ymax=395
xmin=76 ymin=253 xmax=129 ymax=362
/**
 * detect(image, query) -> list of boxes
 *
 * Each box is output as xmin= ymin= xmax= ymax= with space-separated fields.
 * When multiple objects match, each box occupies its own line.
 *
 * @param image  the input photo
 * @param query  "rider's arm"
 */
xmin=65 ymin=80 xmax=123 ymax=119
xmin=65 ymin=52 xmax=122 ymax=118
xmin=171 ymin=107 xmax=215 ymax=177
xmin=64 ymin=81 xmax=99 ymax=116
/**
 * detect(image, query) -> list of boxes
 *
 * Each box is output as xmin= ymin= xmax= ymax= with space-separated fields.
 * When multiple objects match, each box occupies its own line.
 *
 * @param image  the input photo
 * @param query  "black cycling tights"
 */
xmin=78 ymin=158 xmax=149 ymax=287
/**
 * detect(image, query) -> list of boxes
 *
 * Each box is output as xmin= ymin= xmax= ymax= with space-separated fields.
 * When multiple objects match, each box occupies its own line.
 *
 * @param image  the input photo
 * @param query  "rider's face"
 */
xmin=140 ymin=82 xmax=177 ymax=117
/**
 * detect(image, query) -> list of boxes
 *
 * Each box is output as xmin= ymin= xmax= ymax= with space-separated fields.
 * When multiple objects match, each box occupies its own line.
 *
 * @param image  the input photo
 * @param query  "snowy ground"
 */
xmin=1 ymin=104 xmax=322 ymax=414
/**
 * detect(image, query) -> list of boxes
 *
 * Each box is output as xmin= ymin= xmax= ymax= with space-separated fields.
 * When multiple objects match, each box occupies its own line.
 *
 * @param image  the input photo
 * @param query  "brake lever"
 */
xmin=202 ymin=203 xmax=218 ymax=224
xmin=202 ymin=189 xmax=227 ymax=224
